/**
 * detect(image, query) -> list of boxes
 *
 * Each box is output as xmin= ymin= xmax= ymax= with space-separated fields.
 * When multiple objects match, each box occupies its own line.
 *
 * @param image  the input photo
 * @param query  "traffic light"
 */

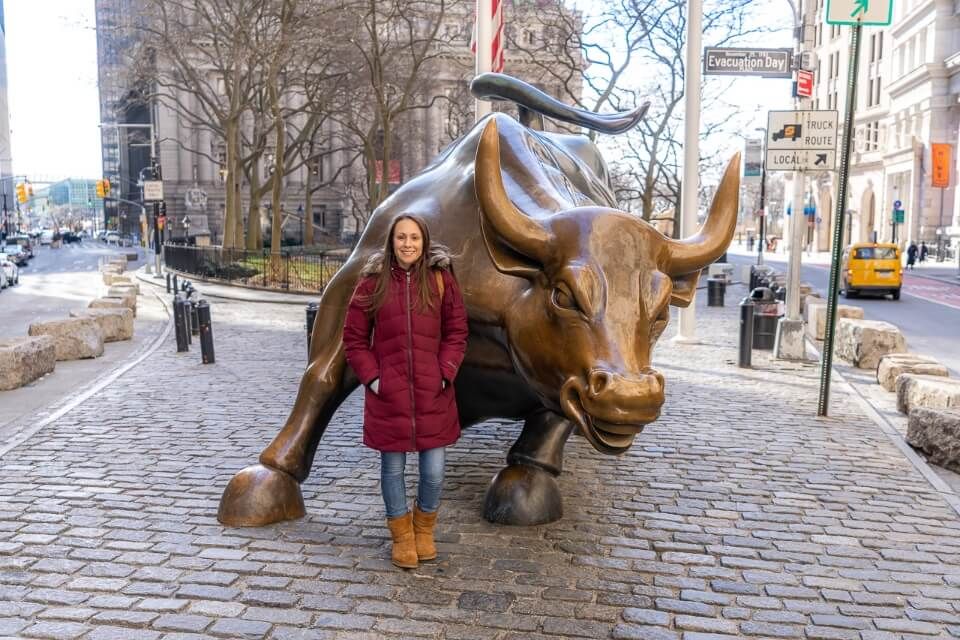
xmin=15 ymin=183 xmax=26 ymax=203
xmin=96 ymin=180 xmax=105 ymax=198
xmin=103 ymin=179 xmax=111 ymax=196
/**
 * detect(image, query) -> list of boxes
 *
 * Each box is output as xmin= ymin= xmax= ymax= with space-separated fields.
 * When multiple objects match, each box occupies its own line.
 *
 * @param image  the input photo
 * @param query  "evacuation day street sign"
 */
xmin=826 ymin=0 xmax=893 ymax=26
xmin=703 ymin=47 xmax=793 ymax=78
xmin=765 ymin=110 xmax=839 ymax=172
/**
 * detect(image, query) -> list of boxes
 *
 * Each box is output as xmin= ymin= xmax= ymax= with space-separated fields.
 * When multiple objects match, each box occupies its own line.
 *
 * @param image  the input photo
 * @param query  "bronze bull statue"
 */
xmin=219 ymin=74 xmax=739 ymax=527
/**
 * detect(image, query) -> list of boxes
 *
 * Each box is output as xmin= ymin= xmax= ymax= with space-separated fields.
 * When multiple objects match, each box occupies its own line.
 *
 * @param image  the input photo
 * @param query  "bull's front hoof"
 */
xmin=482 ymin=463 xmax=562 ymax=526
xmin=218 ymin=464 xmax=306 ymax=527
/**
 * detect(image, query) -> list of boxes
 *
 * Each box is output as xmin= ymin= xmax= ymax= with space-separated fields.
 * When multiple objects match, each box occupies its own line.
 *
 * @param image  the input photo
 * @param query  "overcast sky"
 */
xmin=3 ymin=0 xmax=793 ymax=184
xmin=6 ymin=0 xmax=101 ymax=182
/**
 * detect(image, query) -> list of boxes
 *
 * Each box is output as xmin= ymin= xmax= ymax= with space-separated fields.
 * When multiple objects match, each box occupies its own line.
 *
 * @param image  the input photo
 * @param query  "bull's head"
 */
xmin=475 ymin=118 xmax=740 ymax=455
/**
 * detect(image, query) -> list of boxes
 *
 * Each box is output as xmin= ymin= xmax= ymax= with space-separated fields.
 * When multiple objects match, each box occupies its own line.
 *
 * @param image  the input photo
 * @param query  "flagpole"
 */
xmin=475 ymin=0 xmax=493 ymax=121
xmin=675 ymin=0 xmax=703 ymax=343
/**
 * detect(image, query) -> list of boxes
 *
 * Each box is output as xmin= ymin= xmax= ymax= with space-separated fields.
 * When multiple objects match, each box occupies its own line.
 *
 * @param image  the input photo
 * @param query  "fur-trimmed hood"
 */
xmin=359 ymin=244 xmax=454 ymax=277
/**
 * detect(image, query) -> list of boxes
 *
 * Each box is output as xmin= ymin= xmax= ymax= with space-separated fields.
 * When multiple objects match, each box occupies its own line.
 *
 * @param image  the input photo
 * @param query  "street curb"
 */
xmin=804 ymin=335 xmax=960 ymax=520
xmin=0 ymin=290 xmax=174 ymax=460
xmin=134 ymin=266 xmax=315 ymax=306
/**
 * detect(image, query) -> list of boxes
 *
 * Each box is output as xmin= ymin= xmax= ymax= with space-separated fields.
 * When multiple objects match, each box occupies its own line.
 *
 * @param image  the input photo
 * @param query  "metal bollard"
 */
xmin=173 ymin=296 xmax=190 ymax=352
xmin=165 ymin=272 xmax=171 ymax=293
xmin=172 ymin=274 xmax=179 ymax=295
xmin=306 ymin=302 xmax=319 ymax=356
xmin=738 ymin=297 xmax=754 ymax=368
xmin=197 ymin=300 xmax=215 ymax=364
xmin=190 ymin=299 xmax=200 ymax=336
xmin=707 ymin=278 xmax=725 ymax=307
xmin=181 ymin=297 xmax=193 ymax=345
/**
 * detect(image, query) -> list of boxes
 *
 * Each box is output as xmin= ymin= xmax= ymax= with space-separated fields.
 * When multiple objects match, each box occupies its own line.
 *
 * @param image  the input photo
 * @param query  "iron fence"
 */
xmin=163 ymin=243 xmax=347 ymax=293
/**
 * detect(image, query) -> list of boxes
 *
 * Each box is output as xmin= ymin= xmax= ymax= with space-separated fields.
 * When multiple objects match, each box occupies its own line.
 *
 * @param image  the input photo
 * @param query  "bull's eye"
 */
xmin=552 ymin=285 xmax=580 ymax=312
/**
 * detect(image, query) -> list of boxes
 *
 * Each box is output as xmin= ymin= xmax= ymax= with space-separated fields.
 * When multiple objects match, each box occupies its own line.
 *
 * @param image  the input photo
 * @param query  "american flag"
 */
xmin=471 ymin=0 xmax=505 ymax=73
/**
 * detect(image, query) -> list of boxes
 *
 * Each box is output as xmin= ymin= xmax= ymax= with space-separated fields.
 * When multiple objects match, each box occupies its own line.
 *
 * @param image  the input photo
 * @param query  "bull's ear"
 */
xmin=478 ymin=209 xmax=544 ymax=279
xmin=669 ymin=271 xmax=701 ymax=307
xmin=475 ymin=117 xmax=558 ymax=279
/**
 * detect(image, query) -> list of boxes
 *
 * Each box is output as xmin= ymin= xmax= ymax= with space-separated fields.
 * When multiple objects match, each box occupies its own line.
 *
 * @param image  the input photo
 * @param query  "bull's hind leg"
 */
xmin=482 ymin=408 xmax=575 ymax=525
xmin=218 ymin=264 xmax=362 ymax=527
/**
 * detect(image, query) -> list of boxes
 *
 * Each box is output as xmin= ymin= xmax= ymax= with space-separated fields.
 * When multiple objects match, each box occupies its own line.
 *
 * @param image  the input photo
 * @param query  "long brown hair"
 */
xmin=361 ymin=214 xmax=441 ymax=317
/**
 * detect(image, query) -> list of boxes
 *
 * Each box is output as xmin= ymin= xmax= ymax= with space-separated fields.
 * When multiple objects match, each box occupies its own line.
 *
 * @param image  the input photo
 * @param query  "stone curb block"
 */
xmin=27 ymin=317 xmax=105 ymax=361
xmin=897 ymin=374 xmax=960 ymax=414
xmin=876 ymin=353 xmax=949 ymax=392
xmin=0 ymin=336 xmax=56 ymax=391
xmin=907 ymin=407 xmax=960 ymax=473
xmin=834 ymin=318 xmax=905 ymax=369
xmin=804 ymin=299 xmax=863 ymax=341
xmin=69 ymin=308 xmax=134 ymax=342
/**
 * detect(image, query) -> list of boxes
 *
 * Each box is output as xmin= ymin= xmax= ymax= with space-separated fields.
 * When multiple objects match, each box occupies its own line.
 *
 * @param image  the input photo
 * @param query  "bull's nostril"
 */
xmin=588 ymin=370 xmax=612 ymax=396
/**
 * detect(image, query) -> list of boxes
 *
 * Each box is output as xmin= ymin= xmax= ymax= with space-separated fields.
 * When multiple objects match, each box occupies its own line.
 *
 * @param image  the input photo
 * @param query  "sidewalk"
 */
xmin=2 ymin=284 xmax=960 ymax=639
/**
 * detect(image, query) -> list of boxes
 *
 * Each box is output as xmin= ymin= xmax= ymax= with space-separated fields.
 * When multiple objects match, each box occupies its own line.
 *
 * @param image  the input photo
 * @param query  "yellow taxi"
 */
xmin=840 ymin=242 xmax=902 ymax=300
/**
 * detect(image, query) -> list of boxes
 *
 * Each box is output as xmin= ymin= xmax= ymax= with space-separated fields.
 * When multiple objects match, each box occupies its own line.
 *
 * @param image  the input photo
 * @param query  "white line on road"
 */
xmin=0 ymin=292 xmax=173 ymax=460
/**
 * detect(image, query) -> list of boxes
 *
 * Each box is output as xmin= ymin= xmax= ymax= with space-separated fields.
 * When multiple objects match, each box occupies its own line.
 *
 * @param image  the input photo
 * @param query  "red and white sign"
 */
xmin=796 ymin=69 xmax=814 ymax=98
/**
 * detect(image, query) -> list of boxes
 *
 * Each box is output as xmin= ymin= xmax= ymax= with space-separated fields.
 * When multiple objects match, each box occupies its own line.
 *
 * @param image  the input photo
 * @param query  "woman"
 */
xmin=343 ymin=214 xmax=469 ymax=569
xmin=907 ymin=242 xmax=918 ymax=270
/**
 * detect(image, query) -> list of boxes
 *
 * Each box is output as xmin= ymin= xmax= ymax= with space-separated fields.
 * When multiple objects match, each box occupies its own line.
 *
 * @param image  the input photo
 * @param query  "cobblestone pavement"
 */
xmin=2 ymin=285 xmax=960 ymax=640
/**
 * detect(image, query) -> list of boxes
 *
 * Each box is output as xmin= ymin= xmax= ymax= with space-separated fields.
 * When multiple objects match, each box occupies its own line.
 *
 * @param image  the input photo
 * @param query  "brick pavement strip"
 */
xmin=3 ymin=289 xmax=960 ymax=638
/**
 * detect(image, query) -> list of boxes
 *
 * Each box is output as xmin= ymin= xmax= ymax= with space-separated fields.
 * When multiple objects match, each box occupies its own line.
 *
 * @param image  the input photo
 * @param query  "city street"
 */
xmin=0 ymin=241 xmax=166 ymax=450
xmin=728 ymin=249 xmax=960 ymax=377
xmin=0 ymin=275 xmax=958 ymax=639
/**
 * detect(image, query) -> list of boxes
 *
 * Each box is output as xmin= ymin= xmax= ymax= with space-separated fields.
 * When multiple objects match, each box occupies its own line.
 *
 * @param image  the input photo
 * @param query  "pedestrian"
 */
xmin=920 ymin=241 xmax=929 ymax=263
xmin=342 ymin=214 xmax=469 ymax=569
xmin=906 ymin=242 xmax=918 ymax=270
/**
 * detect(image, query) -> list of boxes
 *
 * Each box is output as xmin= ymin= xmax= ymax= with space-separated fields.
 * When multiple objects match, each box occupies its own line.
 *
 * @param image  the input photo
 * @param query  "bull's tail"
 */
xmin=470 ymin=73 xmax=648 ymax=134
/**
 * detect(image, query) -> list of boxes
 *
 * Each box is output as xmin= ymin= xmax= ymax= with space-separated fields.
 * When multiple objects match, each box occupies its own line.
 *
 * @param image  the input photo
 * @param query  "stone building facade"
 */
xmin=96 ymin=1 xmax=583 ymax=246
xmin=801 ymin=0 xmax=959 ymax=257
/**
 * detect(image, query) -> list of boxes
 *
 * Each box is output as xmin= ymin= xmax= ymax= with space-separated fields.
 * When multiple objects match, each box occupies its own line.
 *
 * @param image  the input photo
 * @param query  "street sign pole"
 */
xmin=818 ymin=22 xmax=863 ymax=417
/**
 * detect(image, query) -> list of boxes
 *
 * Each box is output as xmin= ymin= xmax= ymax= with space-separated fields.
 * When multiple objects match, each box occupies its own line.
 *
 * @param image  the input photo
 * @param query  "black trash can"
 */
xmin=749 ymin=287 xmax=781 ymax=350
xmin=707 ymin=278 xmax=726 ymax=306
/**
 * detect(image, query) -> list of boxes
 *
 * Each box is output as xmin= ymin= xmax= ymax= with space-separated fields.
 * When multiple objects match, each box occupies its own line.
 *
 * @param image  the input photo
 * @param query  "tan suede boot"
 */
xmin=412 ymin=504 xmax=438 ymax=561
xmin=386 ymin=512 xmax=418 ymax=569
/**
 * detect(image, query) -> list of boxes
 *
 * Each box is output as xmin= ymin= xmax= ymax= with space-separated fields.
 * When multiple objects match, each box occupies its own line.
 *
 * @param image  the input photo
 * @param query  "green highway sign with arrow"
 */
xmin=826 ymin=0 xmax=893 ymax=25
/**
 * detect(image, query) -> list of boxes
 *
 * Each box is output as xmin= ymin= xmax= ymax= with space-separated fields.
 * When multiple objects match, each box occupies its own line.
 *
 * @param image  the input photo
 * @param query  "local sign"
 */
xmin=765 ymin=110 xmax=839 ymax=171
xmin=142 ymin=180 xmax=164 ymax=202
xmin=703 ymin=47 xmax=793 ymax=78
xmin=826 ymin=0 xmax=893 ymax=26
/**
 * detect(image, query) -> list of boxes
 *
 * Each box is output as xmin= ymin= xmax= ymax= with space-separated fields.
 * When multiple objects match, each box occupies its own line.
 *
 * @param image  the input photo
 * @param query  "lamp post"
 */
xmin=182 ymin=216 xmax=191 ymax=245
xmin=755 ymin=127 xmax=767 ymax=266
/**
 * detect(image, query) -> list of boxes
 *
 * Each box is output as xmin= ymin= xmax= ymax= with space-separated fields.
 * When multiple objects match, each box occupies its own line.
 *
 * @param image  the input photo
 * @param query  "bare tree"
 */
xmin=508 ymin=0 xmax=769 ymax=221
xmin=330 ymin=0 xmax=470 ymax=227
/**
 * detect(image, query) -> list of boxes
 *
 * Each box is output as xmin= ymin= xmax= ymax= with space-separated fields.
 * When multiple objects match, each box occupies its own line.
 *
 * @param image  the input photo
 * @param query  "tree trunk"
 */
xmin=223 ymin=120 xmax=239 ymax=248
xmin=304 ymin=161 xmax=315 ymax=246
xmin=246 ymin=164 xmax=263 ymax=250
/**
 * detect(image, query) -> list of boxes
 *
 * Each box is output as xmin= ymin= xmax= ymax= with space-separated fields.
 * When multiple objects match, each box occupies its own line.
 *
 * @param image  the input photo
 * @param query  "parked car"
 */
xmin=104 ymin=231 xmax=120 ymax=245
xmin=1 ymin=244 xmax=28 ymax=267
xmin=0 ymin=264 xmax=7 ymax=289
xmin=0 ymin=254 xmax=19 ymax=286
xmin=841 ymin=242 xmax=902 ymax=300
xmin=39 ymin=229 xmax=54 ymax=245
xmin=62 ymin=231 xmax=82 ymax=244
xmin=5 ymin=234 xmax=34 ymax=259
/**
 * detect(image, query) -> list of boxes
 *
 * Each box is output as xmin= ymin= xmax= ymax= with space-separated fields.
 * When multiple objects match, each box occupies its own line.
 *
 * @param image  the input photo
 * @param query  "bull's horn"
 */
xmin=661 ymin=154 xmax=741 ymax=276
xmin=475 ymin=118 xmax=552 ymax=260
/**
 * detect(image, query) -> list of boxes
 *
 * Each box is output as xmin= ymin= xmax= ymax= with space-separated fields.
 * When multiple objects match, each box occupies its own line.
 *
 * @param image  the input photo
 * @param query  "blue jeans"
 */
xmin=380 ymin=447 xmax=446 ymax=519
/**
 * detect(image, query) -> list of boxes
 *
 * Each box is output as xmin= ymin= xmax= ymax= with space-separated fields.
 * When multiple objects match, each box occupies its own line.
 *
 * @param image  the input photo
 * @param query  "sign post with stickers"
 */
xmin=818 ymin=0 xmax=894 ymax=416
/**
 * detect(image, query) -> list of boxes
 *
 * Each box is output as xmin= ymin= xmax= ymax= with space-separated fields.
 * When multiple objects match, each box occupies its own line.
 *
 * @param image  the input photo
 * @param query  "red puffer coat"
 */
xmin=343 ymin=251 xmax=469 ymax=452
